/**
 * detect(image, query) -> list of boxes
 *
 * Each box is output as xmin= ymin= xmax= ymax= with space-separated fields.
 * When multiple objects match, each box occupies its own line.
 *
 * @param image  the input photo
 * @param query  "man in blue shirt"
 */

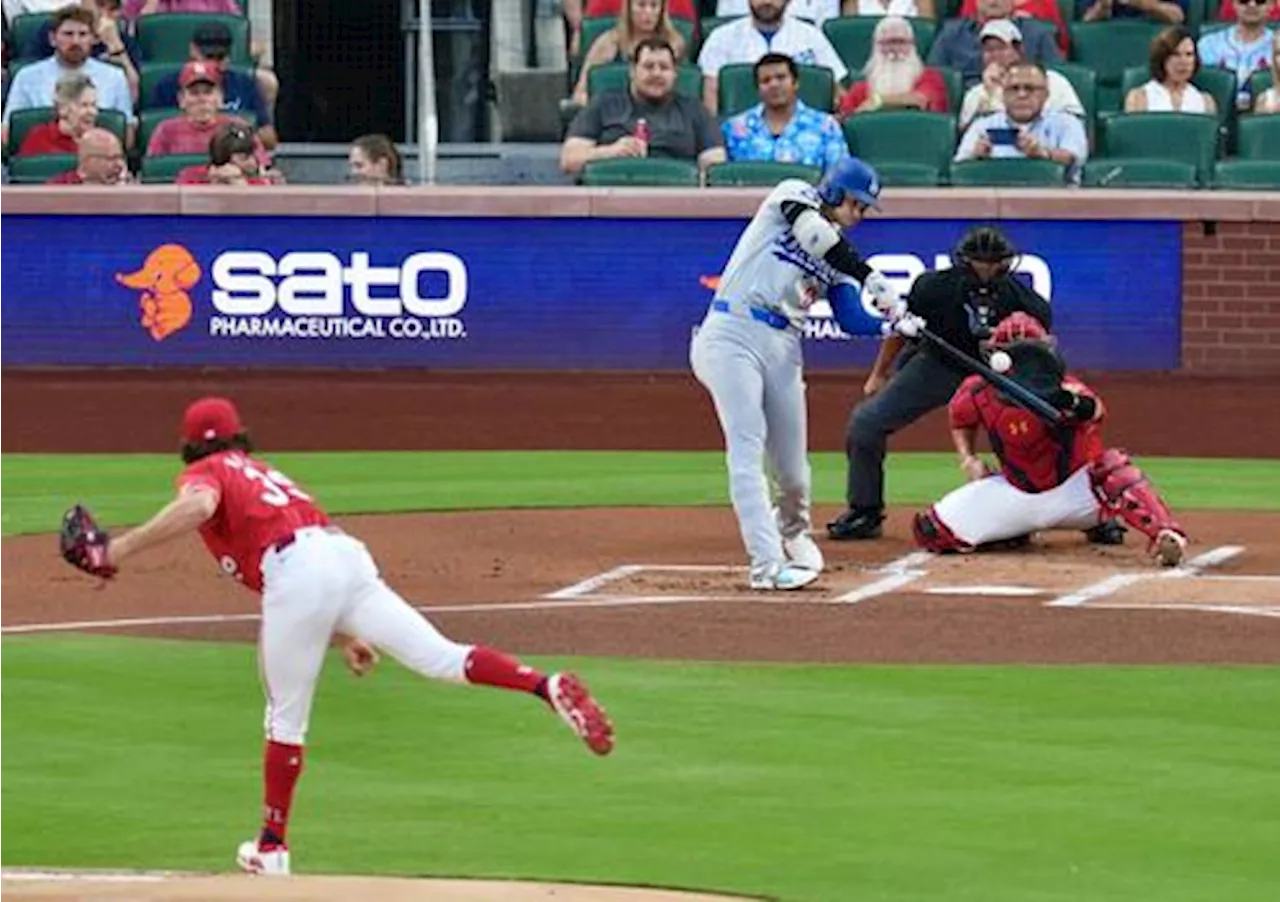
xmin=1078 ymin=0 xmax=1189 ymax=25
xmin=1198 ymin=0 xmax=1275 ymax=110
xmin=722 ymin=52 xmax=849 ymax=170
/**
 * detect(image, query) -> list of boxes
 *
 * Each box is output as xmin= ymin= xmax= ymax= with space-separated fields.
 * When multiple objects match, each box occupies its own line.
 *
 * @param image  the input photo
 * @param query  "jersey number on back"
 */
xmin=225 ymin=456 xmax=312 ymax=507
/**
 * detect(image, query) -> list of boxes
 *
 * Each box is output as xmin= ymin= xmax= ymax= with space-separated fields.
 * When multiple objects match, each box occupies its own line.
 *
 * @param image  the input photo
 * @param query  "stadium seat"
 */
xmin=1248 ymin=71 xmax=1274 ymax=107
xmin=581 ymin=157 xmax=701 ymax=186
xmin=718 ymin=63 xmax=835 ymax=115
xmin=1119 ymin=65 xmax=1235 ymax=128
xmin=1236 ymin=115 xmax=1280 ymax=160
xmin=706 ymin=160 xmax=821 ymax=186
xmin=1212 ymin=159 xmax=1280 ymax=189
xmin=1082 ymin=158 xmax=1199 ymax=188
xmin=8 ymin=12 xmax=53 ymax=62
xmin=699 ymin=15 xmax=740 ymax=44
xmin=1048 ymin=62 xmax=1097 ymax=136
xmin=8 ymin=153 xmax=77 ymax=183
xmin=1069 ymin=20 xmax=1164 ymax=112
xmin=140 ymin=153 xmax=209 ymax=183
xmin=936 ymin=66 xmax=964 ymax=115
xmin=588 ymin=62 xmax=702 ymax=100
xmin=137 ymin=108 xmax=258 ymax=155
xmin=843 ymin=111 xmax=956 ymax=180
xmin=135 ymin=13 xmax=251 ymax=64
xmin=873 ymin=161 xmax=943 ymax=186
xmin=4 ymin=107 xmax=128 ymax=158
xmin=821 ymin=16 xmax=939 ymax=75
xmin=949 ymin=158 xmax=1069 ymax=186
xmin=1098 ymin=112 xmax=1220 ymax=185
xmin=572 ymin=17 xmax=697 ymax=83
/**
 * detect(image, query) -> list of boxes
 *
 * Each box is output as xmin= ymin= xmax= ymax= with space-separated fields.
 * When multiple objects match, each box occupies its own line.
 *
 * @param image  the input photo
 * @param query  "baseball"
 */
xmin=989 ymin=350 xmax=1013 ymax=373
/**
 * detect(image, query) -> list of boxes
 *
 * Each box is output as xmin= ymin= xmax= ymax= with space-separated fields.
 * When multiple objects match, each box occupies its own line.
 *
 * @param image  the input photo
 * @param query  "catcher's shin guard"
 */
xmin=1089 ymin=449 xmax=1186 ymax=550
xmin=912 ymin=508 xmax=972 ymax=554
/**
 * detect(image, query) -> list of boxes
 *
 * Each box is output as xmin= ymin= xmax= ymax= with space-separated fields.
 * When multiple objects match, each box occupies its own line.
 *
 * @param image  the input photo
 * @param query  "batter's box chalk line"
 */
xmin=1048 ymin=545 xmax=1246 ymax=608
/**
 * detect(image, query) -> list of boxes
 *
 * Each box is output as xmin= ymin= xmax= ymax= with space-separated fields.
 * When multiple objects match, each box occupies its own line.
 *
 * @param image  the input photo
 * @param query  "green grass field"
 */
xmin=4 ymin=452 xmax=1280 ymax=900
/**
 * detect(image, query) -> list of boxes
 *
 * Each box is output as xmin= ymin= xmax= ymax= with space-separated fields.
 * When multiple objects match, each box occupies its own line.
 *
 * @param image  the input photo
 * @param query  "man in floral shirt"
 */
xmin=722 ymin=52 xmax=849 ymax=169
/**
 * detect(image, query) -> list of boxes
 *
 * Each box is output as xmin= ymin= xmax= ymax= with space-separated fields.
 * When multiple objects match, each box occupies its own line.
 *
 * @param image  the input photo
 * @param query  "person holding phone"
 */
xmin=952 ymin=60 xmax=1088 ymax=183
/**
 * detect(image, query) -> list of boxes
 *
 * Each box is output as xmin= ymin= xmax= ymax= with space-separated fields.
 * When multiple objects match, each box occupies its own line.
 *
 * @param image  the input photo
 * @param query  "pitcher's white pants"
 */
xmin=258 ymin=527 xmax=471 ymax=744
xmin=933 ymin=466 xmax=1104 ymax=546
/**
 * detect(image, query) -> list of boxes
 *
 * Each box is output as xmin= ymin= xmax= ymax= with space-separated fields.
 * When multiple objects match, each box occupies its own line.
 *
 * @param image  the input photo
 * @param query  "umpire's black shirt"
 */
xmin=906 ymin=268 xmax=1054 ymax=367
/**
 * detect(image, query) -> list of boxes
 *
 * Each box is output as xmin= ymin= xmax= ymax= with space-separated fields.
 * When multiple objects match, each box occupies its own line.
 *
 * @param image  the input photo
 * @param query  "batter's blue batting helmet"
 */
xmin=817 ymin=157 xmax=881 ymax=210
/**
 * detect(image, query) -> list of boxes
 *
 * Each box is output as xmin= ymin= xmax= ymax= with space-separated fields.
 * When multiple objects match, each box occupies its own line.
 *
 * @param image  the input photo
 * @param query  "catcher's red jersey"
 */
xmin=177 ymin=451 xmax=329 ymax=592
xmin=949 ymin=374 xmax=1106 ymax=493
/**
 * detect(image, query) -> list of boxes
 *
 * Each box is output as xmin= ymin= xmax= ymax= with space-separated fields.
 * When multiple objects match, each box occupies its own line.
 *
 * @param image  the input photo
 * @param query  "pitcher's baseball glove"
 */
xmin=60 ymin=504 xmax=118 ymax=579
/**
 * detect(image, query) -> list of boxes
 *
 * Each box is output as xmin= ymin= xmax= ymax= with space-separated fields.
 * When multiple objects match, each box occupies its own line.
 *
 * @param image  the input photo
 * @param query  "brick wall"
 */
xmin=1182 ymin=221 xmax=1280 ymax=374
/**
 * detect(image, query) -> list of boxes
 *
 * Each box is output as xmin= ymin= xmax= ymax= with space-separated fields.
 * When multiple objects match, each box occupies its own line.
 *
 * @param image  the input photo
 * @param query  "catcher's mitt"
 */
xmin=59 ymin=504 xmax=118 ymax=579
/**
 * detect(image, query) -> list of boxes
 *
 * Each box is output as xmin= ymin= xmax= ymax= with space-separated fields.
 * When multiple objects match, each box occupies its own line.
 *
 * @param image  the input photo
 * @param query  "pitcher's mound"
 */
xmin=0 ymin=871 xmax=757 ymax=901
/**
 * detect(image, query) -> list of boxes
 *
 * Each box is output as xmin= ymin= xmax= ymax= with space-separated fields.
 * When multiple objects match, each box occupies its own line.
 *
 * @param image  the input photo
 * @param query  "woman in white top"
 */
xmin=1253 ymin=30 xmax=1280 ymax=114
xmin=1124 ymin=26 xmax=1217 ymax=116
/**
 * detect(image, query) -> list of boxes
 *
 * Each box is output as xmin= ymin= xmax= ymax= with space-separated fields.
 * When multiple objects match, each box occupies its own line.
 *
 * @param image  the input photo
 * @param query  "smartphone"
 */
xmin=986 ymin=127 xmax=1020 ymax=146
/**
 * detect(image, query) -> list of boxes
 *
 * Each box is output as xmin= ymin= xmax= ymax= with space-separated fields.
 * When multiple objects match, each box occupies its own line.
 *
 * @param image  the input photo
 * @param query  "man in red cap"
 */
xmin=144 ymin=60 xmax=269 ymax=167
xmin=79 ymin=396 xmax=615 ymax=877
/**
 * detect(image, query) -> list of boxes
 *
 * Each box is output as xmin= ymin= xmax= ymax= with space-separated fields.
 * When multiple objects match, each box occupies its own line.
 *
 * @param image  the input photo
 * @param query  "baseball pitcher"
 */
xmin=59 ymin=397 xmax=615 ymax=877
xmin=911 ymin=314 xmax=1189 ymax=566
xmin=690 ymin=157 xmax=924 ymax=590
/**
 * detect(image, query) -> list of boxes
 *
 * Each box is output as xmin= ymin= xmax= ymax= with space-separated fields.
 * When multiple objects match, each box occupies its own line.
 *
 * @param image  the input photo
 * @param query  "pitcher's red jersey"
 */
xmin=949 ymin=375 xmax=1106 ymax=493
xmin=177 ymin=451 xmax=329 ymax=592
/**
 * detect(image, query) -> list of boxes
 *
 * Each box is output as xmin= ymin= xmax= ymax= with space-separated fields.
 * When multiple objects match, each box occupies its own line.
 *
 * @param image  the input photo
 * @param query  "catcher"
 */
xmin=911 ymin=313 xmax=1189 ymax=567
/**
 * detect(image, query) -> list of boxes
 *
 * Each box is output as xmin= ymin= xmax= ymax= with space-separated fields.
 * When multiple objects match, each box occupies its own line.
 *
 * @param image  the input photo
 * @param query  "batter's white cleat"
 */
xmin=236 ymin=838 xmax=290 ymax=876
xmin=750 ymin=562 xmax=819 ymax=591
xmin=783 ymin=533 xmax=825 ymax=573
xmin=1152 ymin=529 xmax=1188 ymax=568
xmin=547 ymin=672 xmax=615 ymax=756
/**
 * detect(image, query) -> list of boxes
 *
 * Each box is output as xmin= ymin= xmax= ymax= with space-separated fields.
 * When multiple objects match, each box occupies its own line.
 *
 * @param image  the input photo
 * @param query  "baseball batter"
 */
xmin=689 ymin=157 xmax=923 ymax=590
xmin=58 ymin=397 xmax=615 ymax=877
xmin=912 ymin=314 xmax=1189 ymax=566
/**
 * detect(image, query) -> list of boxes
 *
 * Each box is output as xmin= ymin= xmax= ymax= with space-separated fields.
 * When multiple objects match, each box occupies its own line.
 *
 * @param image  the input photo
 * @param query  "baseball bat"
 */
xmin=918 ymin=326 xmax=1066 ymax=426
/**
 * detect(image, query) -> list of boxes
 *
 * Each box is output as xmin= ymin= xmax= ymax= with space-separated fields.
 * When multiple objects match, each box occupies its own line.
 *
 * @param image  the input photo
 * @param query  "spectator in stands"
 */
xmin=844 ymin=0 xmax=937 ymax=18
xmin=20 ymin=1 xmax=142 ymax=100
xmin=148 ymin=21 xmax=276 ymax=148
xmin=16 ymin=70 xmax=96 ymax=154
xmin=122 ymin=0 xmax=241 ymax=15
xmin=955 ymin=60 xmax=1088 ymax=182
xmin=1218 ymin=0 xmax=1280 ymax=21
xmin=837 ymin=14 xmax=949 ymax=118
xmin=1079 ymin=0 xmax=1187 ymax=25
xmin=697 ymin=0 xmax=847 ymax=114
xmin=715 ymin=0 xmax=844 ymax=26
xmin=563 ymin=0 xmax=696 ymax=58
xmin=1124 ymin=25 xmax=1217 ymax=114
xmin=348 ymin=132 xmax=403 ymax=185
xmin=146 ymin=59 xmax=270 ymax=162
xmin=722 ymin=52 xmax=848 ymax=167
xmin=561 ymin=36 xmax=724 ymax=177
xmin=928 ymin=0 xmax=1061 ymax=88
xmin=45 ymin=124 xmax=128 ymax=182
xmin=958 ymin=19 xmax=1083 ymax=130
xmin=3 ymin=0 xmax=66 ymax=24
xmin=2 ymin=4 xmax=133 ymax=147
xmin=1199 ymin=0 xmax=1275 ymax=111
xmin=957 ymin=0 xmax=1068 ymax=54
xmin=1256 ymin=30 xmax=1280 ymax=111
xmin=572 ymin=0 xmax=687 ymax=106
xmin=175 ymin=120 xmax=279 ymax=184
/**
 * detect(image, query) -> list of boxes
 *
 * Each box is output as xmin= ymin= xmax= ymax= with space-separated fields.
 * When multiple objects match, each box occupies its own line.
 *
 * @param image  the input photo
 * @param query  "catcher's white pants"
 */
xmin=258 ymin=527 xmax=471 ymax=745
xmin=933 ymin=465 xmax=1104 ymax=546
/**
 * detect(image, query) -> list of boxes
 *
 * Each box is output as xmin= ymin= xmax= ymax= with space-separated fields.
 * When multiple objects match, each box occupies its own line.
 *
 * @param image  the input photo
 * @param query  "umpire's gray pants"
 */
xmin=845 ymin=350 xmax=965 ymax=511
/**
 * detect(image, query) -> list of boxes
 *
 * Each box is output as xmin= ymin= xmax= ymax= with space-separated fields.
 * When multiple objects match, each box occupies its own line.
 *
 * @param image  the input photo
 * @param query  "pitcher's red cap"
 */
xmin=181 ymin=397 xmax=243 ymax=443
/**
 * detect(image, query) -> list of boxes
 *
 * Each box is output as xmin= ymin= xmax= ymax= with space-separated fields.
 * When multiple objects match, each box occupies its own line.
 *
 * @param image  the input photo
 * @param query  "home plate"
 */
xmin=925 ymin=585 xmax=1045 ymax=597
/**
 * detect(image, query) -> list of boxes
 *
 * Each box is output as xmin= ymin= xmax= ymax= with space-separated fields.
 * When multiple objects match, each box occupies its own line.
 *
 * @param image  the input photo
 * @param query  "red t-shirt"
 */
xmin=948 ymin=374 xmax=1105 ymax=493
xmin=18 ymin=121 xmax=78 ymax=156
xmin=960 ymin=1 xmax=1070 ymax=53
xmin=584 ymin=0 xmax=696 ymax=20
xmin=1218 ymin=0 xmax=1280 ymax=20
xmin=146 ymin=114 xmax=270 ymax=166
xmin=174 ymin=164 xmax=272 ymax=185
xmin=45 ymin=169 xmax=84 ymax=184
xmin=177 ymin=450 xmax=329 ymax=593
xmin=838 ymin=68 xmax=950 ymax=117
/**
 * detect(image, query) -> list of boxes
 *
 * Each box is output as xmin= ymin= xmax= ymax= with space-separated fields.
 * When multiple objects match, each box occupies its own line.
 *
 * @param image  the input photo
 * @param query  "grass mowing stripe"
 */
xmin=3 ymin=636 xmax=1279 ymax=901
xmin=3 ymin=452 xmax=1279 ymax=536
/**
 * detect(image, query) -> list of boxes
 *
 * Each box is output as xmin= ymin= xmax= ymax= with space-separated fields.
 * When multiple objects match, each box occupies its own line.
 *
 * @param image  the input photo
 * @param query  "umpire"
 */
xmin=828 ymin=225 xmax=1055 ymax=541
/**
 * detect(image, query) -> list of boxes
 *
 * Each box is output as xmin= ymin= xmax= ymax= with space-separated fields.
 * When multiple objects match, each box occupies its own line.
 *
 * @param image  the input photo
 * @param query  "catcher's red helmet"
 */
xmin=989 ymin=312 xmax=1048 ymax=346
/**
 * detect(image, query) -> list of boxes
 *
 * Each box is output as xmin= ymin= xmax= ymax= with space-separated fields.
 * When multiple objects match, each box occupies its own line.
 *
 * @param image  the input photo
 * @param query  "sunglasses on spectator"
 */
xmin=1235 ymin=0 xmax=1268 ymax=5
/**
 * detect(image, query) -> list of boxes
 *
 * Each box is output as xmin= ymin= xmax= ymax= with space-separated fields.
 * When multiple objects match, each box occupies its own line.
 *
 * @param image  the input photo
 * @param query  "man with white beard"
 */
xmin=837 ymin=15 xmax=950 ymax=118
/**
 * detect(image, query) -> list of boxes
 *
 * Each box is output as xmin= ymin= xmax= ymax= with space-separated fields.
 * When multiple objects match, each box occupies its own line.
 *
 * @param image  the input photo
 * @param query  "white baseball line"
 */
xmin=1048 ymin=545 xmax=1244 ymax=607
xmin=543 ymin=564 xmax=646 ymax=599
xmin=926 ymin=585 xmax=1044 ymax=597
xmin=1160 ymin=544 xmax=1245 ymax=579
xmin=835 ymin=551 xmax=932 ymax=604
xmin=1085 ymin=603 xmax=1280 ymax=619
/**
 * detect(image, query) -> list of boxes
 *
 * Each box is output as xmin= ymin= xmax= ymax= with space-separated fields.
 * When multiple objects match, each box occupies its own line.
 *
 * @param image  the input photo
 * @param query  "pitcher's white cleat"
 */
xmin=1153 ymin=529 xmax=1188 ymax=568
xmin=782 ymin=533 xmax=825 ymax=573
xmin=236 ymin=838 xmax=290 ymax=876
xmin=750 ymin=562 xmax=819 ymax=591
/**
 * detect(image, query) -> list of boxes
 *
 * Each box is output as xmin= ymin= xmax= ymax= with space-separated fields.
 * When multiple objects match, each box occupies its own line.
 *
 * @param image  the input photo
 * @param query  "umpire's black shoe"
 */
xmin=1084 ymin=519 xmax=1127 ymax=545
xmin=826 ymin=507 xmax=884 ymax=541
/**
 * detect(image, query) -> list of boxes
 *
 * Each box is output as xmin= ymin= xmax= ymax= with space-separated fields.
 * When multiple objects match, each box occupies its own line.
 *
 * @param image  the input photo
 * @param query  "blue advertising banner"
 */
xmin=0 ymin=215 xmax=1181 ymax=370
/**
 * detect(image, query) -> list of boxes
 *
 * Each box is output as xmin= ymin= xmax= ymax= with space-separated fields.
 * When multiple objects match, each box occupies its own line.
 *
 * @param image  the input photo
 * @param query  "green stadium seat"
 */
xmin=135 ymin=13 xmax=251 ymax=64
xmin=573 ymin=17 xmax=697 ymax=83
xmin=588 ymin=62 xmax=702 ymax=100
xmin=581 ymin=157 xmax=701 ymax=186
xmin=1212 ymin=159 xmax=1280 ymax=189
xmin=1097 ymin=112 xmax=1220 ymax=184
xmin=1082 ymin=158 xmax=1199 ymax=188
xmin=706 ymin=160 xmax=821 ymax=186
xmin=843 ymin=111 xmax=956 ymax=180
xmin=936 ymin=66 xmax=964 ymax=115
xmin=718 ymin=63 xmax=835 ymax=116
xmin=8 ymin=12 xmax=54 ymax=62
xmin=1048 ymin=62 xmax=1097 ymax=138
xmin=8 ymin=153 xmax=77 ymax=183
xmin=1056 ymin=0 xmax=1075 ymax=24
xmin=5 ymin=108 xmax=129 ymax=159
xmin=821 ymin=16 xmax=939 ymax=75
xmin=1247 ymin=71 xmax=1274 ymax=109
xmin=949 ymin=158 xmax=1069 ymax=186
xmin=1069 ymin=20 xmax=1164 ymax=112
xmin=140 ymin=153 xmax=209 ymax=183
xmin=1236 ymin=115 xmax=1280 ymax=160
xmin=699 ymin=15 xmax=740 ymax=43
xmin=873 ymin=161 xmax=944 ymax=186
